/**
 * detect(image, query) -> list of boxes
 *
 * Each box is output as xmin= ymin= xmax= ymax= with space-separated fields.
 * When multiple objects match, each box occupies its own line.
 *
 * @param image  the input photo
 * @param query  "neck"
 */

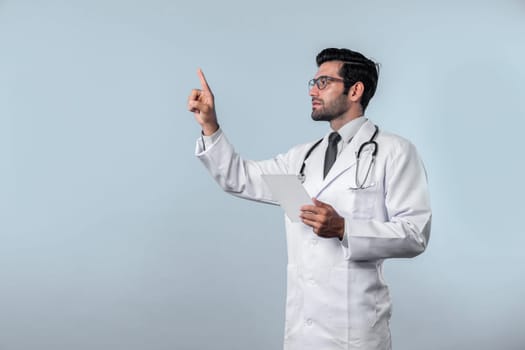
xmin=330 ymin=108 xmax=363 ymax=131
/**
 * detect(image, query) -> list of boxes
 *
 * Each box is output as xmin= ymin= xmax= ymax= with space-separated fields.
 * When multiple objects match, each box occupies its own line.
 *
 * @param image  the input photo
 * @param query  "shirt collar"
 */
xmin=332 ymin=116 xmax=368 ymax=144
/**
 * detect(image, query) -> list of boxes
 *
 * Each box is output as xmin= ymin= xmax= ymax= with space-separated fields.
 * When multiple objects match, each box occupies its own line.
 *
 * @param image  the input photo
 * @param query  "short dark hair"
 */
xmin=316 ymin=48 xmax=379 ymax=111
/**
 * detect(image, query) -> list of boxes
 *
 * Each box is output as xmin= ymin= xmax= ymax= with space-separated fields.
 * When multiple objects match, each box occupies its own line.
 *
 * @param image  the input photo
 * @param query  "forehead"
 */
xmin=315 ymin=61 xmax=344 ymax=78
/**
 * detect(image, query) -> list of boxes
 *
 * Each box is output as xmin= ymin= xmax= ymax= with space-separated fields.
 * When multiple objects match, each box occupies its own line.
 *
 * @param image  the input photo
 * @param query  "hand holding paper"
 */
xmin=300 ymin=198 xmax=345 ymax=240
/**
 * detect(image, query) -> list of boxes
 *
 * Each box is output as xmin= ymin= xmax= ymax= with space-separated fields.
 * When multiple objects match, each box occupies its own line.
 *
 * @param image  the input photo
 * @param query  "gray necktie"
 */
xmin=324 ymin=132 xmax=341 ymax=179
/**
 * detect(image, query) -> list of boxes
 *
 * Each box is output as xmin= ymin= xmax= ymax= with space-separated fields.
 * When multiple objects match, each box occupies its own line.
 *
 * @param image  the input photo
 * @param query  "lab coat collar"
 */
xmin=336 ymin=116 xmax=368 ymax=145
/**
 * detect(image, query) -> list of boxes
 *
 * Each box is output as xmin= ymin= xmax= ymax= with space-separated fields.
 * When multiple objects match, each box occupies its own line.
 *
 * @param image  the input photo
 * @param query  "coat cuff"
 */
xmin=196 ymin=128 xmax=223 ymax=154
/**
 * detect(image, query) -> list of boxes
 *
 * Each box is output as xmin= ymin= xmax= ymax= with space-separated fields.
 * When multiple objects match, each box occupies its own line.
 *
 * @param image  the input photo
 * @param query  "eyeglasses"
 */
xmin=308 ymin=75 xmax=345 ymax=90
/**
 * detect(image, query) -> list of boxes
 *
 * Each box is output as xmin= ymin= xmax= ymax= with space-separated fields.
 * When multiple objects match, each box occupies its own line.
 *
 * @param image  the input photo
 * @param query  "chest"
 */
xmin=300 ymin=143 xmax=386 ymax=220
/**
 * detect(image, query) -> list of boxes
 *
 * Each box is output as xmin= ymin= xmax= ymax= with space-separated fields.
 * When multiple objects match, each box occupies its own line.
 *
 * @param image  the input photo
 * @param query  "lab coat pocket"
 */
xmin=284 ymin=264 xmax=302 ymax=339
xmin=341 ymin=182 xmax=379 ymax=220
xmin=326 ymin=267 xmax=378 ymax=329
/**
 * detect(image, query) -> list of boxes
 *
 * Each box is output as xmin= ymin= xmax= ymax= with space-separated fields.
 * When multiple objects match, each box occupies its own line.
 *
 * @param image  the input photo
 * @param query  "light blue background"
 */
xmin=1 ymin=1 xmax=524 ymax=349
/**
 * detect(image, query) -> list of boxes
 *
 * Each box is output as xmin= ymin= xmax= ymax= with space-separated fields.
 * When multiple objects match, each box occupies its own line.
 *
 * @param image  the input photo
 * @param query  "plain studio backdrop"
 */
xmin=1 ymin=1 xmax=524 ymax=349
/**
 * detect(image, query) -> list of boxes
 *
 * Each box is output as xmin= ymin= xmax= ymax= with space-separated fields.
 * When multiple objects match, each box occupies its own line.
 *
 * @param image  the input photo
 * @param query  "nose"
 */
xmin=309 ymin=84 xmax=319 ymax=97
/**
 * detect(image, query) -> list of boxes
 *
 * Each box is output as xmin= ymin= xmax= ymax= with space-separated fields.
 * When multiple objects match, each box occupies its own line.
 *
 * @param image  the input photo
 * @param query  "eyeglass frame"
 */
xmin=308 ymin=75 xmax=345 ymax=90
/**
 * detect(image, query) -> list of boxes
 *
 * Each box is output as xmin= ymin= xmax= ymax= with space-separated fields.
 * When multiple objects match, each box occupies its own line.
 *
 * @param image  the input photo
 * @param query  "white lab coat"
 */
xmin=195 ymin=119 xmax=431 ymax=350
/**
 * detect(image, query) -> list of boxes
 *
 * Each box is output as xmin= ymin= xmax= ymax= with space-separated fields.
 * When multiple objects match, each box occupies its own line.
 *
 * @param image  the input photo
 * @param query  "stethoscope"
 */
xmin=298 ymin=125 xmax=379 ymax=190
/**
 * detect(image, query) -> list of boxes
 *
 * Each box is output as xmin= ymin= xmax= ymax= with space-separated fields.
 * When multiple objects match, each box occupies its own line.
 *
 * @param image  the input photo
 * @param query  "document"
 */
xmin=261 ymin=174 xmax=312 ymax=222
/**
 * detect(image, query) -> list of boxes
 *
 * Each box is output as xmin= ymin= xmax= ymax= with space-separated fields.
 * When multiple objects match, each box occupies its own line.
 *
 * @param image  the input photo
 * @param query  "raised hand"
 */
xmin=187 ymin=68 xmax=219 ymax=135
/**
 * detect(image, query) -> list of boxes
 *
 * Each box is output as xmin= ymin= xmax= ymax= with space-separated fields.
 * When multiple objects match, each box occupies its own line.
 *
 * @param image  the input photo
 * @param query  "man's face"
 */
xmin=310 ymin=61 xmax=350 ymax=122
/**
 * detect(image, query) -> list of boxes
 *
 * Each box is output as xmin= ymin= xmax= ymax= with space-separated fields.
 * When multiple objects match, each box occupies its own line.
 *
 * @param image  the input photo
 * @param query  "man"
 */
xmin=187 ymin=48 xmax=431 ymax=350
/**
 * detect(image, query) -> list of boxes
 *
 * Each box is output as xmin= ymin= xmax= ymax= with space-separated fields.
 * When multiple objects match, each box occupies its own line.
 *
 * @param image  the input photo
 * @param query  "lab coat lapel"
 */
xmin=317 ymin=121 xmax=377 ymax=196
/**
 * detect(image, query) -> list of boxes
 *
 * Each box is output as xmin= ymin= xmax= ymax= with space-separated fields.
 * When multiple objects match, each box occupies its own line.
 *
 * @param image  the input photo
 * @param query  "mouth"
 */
xmin=311 ymin=99 xmax=322 ymax=109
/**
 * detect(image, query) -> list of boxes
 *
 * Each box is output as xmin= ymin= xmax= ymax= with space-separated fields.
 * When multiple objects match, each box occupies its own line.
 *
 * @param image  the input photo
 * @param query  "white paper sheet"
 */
xmin=261 ymin=174 xmax=312 ymax=222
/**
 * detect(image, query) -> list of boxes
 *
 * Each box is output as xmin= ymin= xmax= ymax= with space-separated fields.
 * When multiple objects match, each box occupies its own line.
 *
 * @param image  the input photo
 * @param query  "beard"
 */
xmin=311 ymin=94 xmax=350 ymax=122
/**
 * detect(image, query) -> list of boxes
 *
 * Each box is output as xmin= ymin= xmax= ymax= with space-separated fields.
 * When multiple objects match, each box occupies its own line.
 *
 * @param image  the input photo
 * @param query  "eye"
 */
xmin=318 ymin=76 xmax=328 ymax=89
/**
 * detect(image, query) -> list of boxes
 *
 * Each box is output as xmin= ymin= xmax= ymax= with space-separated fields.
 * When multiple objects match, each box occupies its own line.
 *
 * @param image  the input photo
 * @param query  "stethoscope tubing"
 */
xmin=298 ymin=125 xmax=379 ymax=191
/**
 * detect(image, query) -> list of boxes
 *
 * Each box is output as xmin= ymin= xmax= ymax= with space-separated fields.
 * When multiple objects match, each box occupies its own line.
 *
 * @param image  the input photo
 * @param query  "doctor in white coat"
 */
xmin=187 ymin=48 xmax=431 ymax=350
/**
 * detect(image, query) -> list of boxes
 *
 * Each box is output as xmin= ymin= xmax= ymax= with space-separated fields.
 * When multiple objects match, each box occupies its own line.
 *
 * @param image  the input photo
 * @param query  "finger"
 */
xmin=300 ymin=211 xmax=319 ymax=221
xmin=303 ymin=220 xmax=323 ymax=235
xmin=301 ymin=217 xmax=318 ymax=229
xmin=188 ymin=102 xmax=199 ymax=113
xmin=189 ymin=89 xmax=201 ymax=102
xmin=302 ymin=205 xmax=330 ymax=219
xmin=197 ymin=68 xmax=212 ymax=93
xmin=188 ymin=100 xmax=208 ymax=113
xmin=300 ymin=204 xmax=318 ymax=212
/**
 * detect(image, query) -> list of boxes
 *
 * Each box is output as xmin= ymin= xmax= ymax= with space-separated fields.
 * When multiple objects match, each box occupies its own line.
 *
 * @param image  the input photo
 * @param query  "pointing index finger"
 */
xmin=197 ymin=68 xmax=212 ymax=93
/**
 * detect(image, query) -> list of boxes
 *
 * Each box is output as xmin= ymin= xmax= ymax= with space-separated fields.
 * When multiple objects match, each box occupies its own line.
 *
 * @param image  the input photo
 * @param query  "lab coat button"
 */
xmin=308 ymin=278 xmax=316 ymax=285
xmin=310 ymin=238 xmax=318 ymax=246
xmin=306 ymin=318 xmax=313 ymax=326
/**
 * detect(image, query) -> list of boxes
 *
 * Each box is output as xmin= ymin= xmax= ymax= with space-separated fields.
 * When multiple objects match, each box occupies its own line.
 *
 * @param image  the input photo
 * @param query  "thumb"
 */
xmin=312 ymin=198 xmax=329 ymax=208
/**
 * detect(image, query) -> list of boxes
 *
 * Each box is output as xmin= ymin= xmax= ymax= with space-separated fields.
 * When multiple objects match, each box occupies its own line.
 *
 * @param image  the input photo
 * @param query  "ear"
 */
xmin=348 ymin=81 xmax=365 ymax=103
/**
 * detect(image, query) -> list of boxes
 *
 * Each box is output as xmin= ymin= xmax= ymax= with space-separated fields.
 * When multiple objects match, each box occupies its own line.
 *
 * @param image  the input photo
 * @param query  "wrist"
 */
xmin=202 ymin=122 xmax=219 ymax=136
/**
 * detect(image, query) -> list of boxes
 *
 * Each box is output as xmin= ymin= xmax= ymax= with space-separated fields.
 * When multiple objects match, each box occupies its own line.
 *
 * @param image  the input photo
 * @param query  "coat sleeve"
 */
xmin=195 ymin=129 xmax=303 ymax=205
xmin=341 ymin=139 xmax=432 ymax=261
